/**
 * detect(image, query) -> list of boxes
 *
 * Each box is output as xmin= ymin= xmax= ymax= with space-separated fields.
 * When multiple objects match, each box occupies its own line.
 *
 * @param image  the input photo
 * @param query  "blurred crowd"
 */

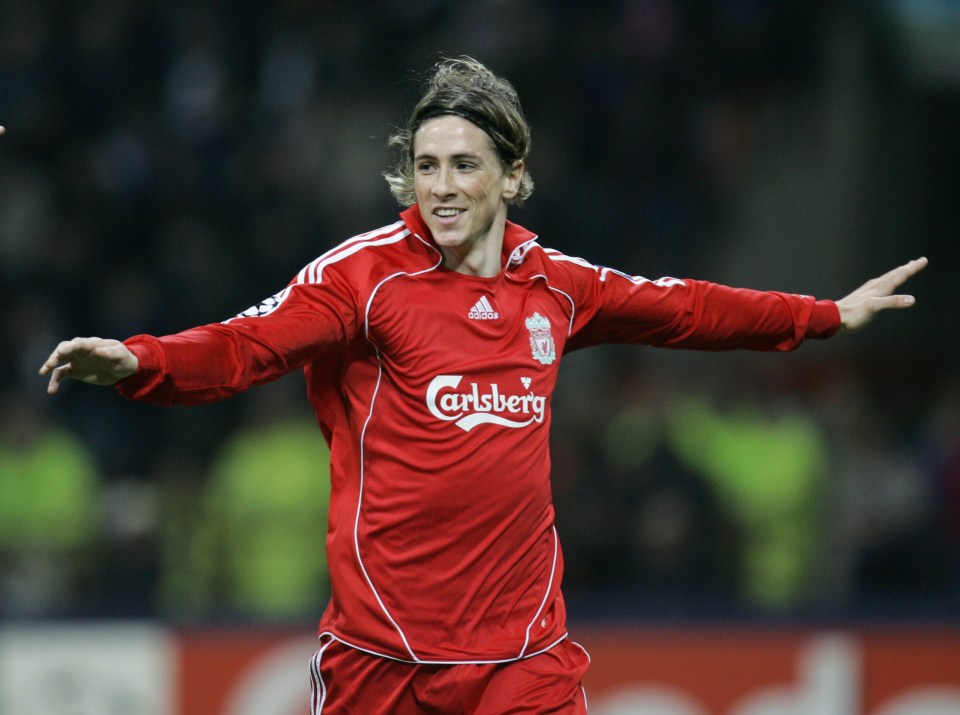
xmin=1 ymin=1 xmax=957 ymax=624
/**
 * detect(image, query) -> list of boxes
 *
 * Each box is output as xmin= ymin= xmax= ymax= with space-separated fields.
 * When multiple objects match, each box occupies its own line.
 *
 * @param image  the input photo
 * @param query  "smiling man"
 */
xmin=40 ymin=57 xmax=926 ymax=714
xmin=412 ymin=115 xmax=523 ymax=276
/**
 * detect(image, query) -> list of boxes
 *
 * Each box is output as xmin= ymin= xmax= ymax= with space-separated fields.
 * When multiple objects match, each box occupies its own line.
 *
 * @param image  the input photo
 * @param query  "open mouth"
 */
xmin=434 ymin=208 xmax=465 ymax=219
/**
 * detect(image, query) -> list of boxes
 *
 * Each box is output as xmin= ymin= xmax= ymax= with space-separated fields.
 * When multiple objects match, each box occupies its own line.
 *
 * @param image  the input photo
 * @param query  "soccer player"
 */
xmin=40 ymin=57 xmax=926 ymax=713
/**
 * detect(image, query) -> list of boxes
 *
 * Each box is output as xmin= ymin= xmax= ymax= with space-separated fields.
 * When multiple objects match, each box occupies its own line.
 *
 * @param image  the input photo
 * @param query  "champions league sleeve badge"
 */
xmin=525 ymin=312 xmax=556 ymax=365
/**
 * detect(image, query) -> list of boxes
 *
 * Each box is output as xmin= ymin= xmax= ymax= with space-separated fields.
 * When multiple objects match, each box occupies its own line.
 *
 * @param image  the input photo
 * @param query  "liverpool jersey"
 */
xmin=117 ymin=205 xmax=840 ymax=662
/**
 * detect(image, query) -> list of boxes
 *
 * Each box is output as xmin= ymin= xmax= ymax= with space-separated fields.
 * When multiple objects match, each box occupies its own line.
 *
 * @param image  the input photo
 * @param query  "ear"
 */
xmin=501 ymin=160 xmax=525 ymax=200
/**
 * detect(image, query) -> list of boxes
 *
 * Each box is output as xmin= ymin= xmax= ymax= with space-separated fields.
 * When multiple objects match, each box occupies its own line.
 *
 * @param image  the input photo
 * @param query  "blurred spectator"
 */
xmin=669 ymin=381 xmax=828 ymax=610
xmin=861 ymin=375 xmax=960 ymax=601
xmin=606 ymin=402 xmax=739 ymax=602
xmin=0 ymin=157 xmax=56 ymax=284
xmin=812 ymin=367 xmax=947 ymax=605
xmin=559 ymin=353 xmax=738 ymax=605
xmin=0 ymin=388 xmax=102 ymax=617
xmin=158 ymin=380 xmax=331 ymax=623
xmin=98 ymin=475 xmax=163 ymax=616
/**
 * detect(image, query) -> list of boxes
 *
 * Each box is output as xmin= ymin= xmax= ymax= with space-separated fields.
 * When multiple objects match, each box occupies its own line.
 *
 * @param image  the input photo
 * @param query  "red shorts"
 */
xmin=309 ymin=636 xmax=590 ymax=714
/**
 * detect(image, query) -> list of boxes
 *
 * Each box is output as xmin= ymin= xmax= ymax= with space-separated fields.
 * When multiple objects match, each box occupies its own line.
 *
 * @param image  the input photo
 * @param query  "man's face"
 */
xmin=413 ymin=115 xmax=522 ymax=258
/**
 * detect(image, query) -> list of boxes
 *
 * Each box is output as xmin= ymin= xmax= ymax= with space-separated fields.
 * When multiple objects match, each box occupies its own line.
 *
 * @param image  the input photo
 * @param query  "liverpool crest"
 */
xmin=525 ymin=312 xmax=556 ymax=365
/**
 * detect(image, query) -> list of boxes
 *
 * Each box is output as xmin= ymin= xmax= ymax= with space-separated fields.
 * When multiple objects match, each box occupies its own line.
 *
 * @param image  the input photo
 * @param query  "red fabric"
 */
xmin=116 ymin=205 xmax=840 ymax=662
xmin=310 ymin=636 xmax=590 ymax=714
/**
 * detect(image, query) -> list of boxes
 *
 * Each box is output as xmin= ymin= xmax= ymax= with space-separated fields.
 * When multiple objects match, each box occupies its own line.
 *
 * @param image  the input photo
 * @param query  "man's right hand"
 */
xmin=39 ymin=337 xmax=139 ymax=394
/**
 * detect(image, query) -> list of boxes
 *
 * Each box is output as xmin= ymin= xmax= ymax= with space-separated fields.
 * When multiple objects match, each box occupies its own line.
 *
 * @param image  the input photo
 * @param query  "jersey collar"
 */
xmin=400 ymin=204 xmax=540 ymax=270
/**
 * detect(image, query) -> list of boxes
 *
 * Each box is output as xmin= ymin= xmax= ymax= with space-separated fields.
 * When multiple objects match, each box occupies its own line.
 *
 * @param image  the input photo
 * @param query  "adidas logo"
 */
xmin=468 ymin=296 xmax=499 ymax=320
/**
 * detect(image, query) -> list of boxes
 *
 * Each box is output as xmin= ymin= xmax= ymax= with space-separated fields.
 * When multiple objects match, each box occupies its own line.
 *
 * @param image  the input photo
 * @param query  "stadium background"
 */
xmin=1 ymin=1 xmax=958 ymax=713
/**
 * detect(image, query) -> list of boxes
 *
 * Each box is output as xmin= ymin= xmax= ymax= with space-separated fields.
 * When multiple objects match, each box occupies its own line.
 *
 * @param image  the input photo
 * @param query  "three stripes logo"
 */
xmin=468 ymin=296 xmax=499 ymax=320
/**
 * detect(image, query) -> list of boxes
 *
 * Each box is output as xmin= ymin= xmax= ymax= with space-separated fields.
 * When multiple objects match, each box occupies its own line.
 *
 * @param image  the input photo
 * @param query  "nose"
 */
xmin=432 ymin=165 xmax=456 ymax=198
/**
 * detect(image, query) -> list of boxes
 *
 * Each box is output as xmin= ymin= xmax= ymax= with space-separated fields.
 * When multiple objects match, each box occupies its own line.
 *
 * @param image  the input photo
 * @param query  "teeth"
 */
xmin=435 ymin=208 xmax=463 ymax=217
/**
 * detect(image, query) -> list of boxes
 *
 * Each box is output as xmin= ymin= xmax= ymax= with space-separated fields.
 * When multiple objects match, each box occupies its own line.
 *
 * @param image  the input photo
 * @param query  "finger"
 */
xmin=855 ymin=258 xmax=926 ymax=302
xmin=869 ymin=293 xmax=916 ymax=313
xmin=39 ymin=341 xmax=74 ymax=375
xmin=883 ymin=256 xmax=928 ymax=291
xmin=891 ymin=294 xmax=916 ymax=308
xmin=47 ymin=364 xmax=70 ymax=394
xmin=39 ymin=339 xmax=84 ymax=375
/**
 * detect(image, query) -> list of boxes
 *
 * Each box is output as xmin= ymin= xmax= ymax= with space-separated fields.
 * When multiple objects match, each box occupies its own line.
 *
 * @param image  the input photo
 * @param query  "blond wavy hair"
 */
xmin=384 ymin=56 xmax=534 ymax=207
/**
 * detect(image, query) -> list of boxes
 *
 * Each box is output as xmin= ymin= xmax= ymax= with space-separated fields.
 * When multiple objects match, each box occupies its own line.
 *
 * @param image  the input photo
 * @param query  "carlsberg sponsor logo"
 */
xmin=427 ymin=375 xmax=546 ymax=432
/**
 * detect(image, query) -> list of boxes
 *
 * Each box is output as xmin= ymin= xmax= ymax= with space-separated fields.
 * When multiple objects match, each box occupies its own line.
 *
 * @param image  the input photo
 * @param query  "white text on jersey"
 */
xmin=468 ymin=296 xmax=499 ymax=320
xmin=426 ymin=375 xmax=546 ymax=431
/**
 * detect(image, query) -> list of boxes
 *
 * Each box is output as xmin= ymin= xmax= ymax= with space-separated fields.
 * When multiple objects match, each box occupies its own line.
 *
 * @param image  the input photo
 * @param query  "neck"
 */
xmin=440 ymin=220 xmax=506 ymax=278
xmin=441 ymin=245 xmax=501 ymax=277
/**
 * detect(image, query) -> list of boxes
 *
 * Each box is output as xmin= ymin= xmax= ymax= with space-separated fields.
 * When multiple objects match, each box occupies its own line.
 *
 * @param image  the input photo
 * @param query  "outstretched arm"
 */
xmin=835 ymin=257 xmax=927 ymax=331
xmin=39 ymin=337 xmax=139 ymax=394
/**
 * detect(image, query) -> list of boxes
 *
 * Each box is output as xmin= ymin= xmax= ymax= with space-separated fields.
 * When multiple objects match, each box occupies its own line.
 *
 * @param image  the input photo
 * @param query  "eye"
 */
xmin=416 ymin=160 xmax=436 ymax=173
xmin=457 ymin=161 xmax=477 ymax=172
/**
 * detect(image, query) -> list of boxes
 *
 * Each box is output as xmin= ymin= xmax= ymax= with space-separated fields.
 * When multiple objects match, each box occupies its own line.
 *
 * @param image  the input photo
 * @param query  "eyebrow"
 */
xmin=413 ymin=151 xmax=484 ymax=162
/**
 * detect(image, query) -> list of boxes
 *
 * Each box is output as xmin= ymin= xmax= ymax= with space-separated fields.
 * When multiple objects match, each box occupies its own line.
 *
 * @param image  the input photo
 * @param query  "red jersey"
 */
xmin=117 ymin=205 xmax=840 ymax=663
